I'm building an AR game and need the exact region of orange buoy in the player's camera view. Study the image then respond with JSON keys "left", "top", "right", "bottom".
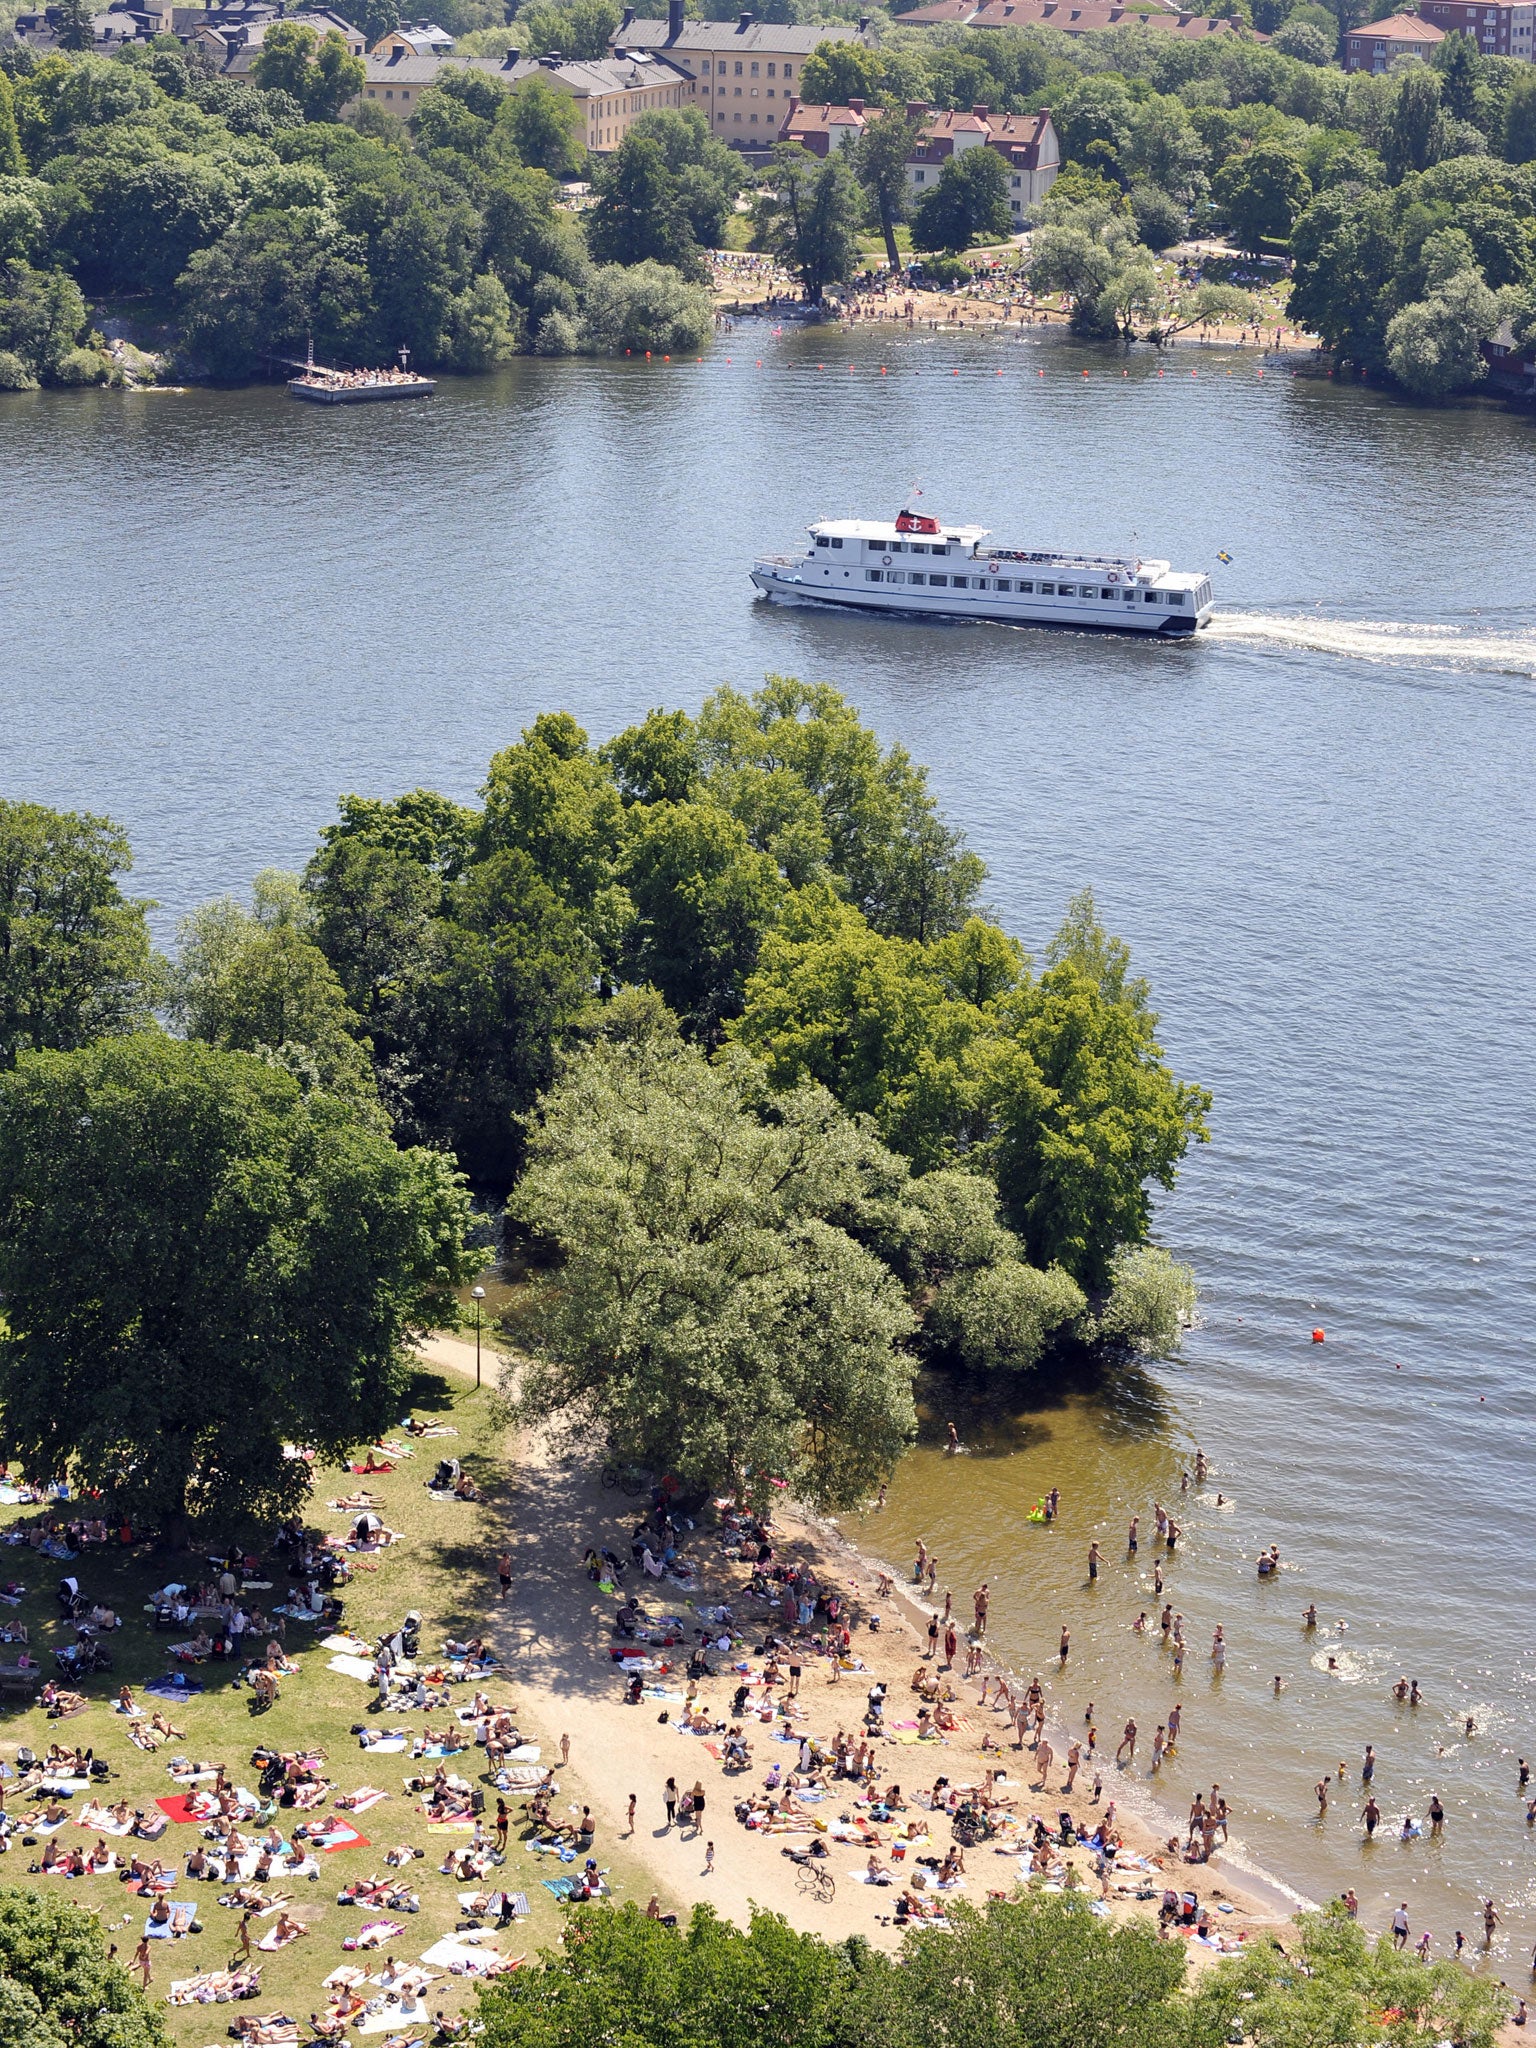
{"left": 1311, "top": 1328, "right": 1325, "bottom": 1343}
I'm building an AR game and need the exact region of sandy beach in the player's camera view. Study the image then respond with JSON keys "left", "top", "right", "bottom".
{"left": 420, "top": 1334, "right": 1298, "bottom": 1959}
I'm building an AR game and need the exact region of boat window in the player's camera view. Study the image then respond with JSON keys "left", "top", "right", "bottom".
{"left": 951, "top": 576, "right": 968, "bottom": 589}
{"left": 1167, "top": 591, "right": 1187, "bottom": 606}
{"left": 1144, "top": 590, "right": 1159, "bottom": 602}
{"left": 908, "top": 573, "right": 925, "bottom": 585}
{"left": 1057, "top": 584, "right": 1075, "bottom": 597}
{"left": 928, "top": 575, "right": 947, "bottom": 587}
{"left": 1123, "top": 590, "right": 1136, "bottom": 601}
{"left": 830, "top": 538, "right": 843, "bottom": 550}
{"left": 1101, "top": 588, "right": 1115, "bottom": 600}
{"left": 815, "top": 537, "right": 829, "bottom": 548}
{"left": 910, "top": 543, "right": 927, "bottom": 554}
{"left": 889, "top": 541, "right": 905, "bottom": 553}
{"left": 1017, "top": 580, "right": 1033, "bottom": 593}
{"left": 1039, "top": 582, "right": 1055, "bottom": 595}
{"left": 887, "top": 571, "right": 904, "bottom": 583}
{"left": 867, "top": 570, "right": 883, "bottom": 582}
{"left": 995, "top": 578, "right": 1011, "bottom": 592}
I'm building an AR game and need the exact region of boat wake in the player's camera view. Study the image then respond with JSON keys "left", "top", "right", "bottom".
{"left": 1208, "top": 611, "right": 1536, "bottom": 678}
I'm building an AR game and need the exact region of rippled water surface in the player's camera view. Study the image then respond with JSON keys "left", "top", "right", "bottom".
{"left": 3, "top": 324, "right": 1534, "bottom": 1959}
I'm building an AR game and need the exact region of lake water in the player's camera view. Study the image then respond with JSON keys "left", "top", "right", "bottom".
{"left": 3, "top": 322, "right": 1534, "bottom": 1964}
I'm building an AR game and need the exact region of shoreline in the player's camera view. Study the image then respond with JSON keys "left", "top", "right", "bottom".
{"left": 809, "top": 1508, "right": 1319, "bottom": 1926}
{"left": 420, "top": 1337, "right": 1299, "bottom": 1958}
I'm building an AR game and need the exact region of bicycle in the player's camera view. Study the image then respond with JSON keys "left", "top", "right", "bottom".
{"left": 600, "top": 1463, "right": 648, "bottom": 1499}
{"left": 795, "top": 1860, "right": 836, "bottom": 1904}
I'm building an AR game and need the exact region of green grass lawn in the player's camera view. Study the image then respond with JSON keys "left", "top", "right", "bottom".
{"left": 0, "top": 1366, "right": 647, "bottom": 2042}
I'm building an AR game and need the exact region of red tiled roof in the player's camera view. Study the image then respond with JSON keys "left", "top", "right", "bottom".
{"left": 1344, "top": 10, "right": 1443, "bottom": 36}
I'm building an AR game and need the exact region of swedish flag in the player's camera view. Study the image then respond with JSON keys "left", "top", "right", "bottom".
{"left": 1217, "top": 550, "right": 1233, "bottom": 564}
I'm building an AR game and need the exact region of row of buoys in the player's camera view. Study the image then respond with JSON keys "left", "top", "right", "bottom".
{"left": 625, "top": 351, "right": 1275, "bottom": 379}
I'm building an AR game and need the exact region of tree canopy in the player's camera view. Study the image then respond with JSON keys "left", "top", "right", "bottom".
{"left": 0, "top": 1886, "right": 170, "bottom": 2048}
{"left": 510, "top": 1006, "right": 917, "bottom": 1509}
{"left": 0, "top": 798, "right": 156, "bottom": 1069}
{"left": 0, "top": 1032, "right": 477, "bottom": 1533}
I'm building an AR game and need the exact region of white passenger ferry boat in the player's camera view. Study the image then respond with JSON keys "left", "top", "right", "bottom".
{"left": 752, "top": 509, "right": 1214, "bottom": 636}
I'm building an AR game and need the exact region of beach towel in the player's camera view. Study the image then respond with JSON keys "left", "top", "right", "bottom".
{"left": 154, "top": 1795, "right": 200, "bottom": 1824}
{"left": 338, "top": 1789, "right": 390, "bottom": 1814}
{"left": 144, "top": 1902, "right": 196, "bottom": 1938}
{"left": 322, "top": 1634, "right": 373, "bottom": 1656}
{"left": 145, "top": 1677, "right": 204, "bottom": 1700}
{"left": 323, "top": 1967, "right": 368, "bottom": 1991}
{"left": 343, "top": 1919, "right": 405, "bottom": 1952}
{"left": 358, "top": 1732, "right": 408, "bottom": 1753}
{"left": 256, "top": 1923, "right": 307, "bottom": 1952}
{"left": 328, "top": 1655, "right": 376, "bottom": 1683}
{"left": 308, "top": 1820, "right": 369, "bottom": 1853}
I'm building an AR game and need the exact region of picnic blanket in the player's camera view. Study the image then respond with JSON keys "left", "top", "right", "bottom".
{"left": 307, "top": 1819, "right": 369, "bottom": 1853}
{"left": 328, "top": 1655, "right": 377, "bottom": 1683}
{"left": 145, "top": 1676, "right": 204, "bottom": 1700}
{"left": 337, "top": 1789, "right": 390, "bottom": 1814}
{"left": 418, "top": 1937, "right": 511, "bottom": 1975}
{"left": 144, "top": 1902, "right": 197, "bottom": 1938}
{"left": 343, "top": 1919, "right": 405, "bottom": 1951}
{"left": 322, "top": 1634, "right": 374, "bottom": 1656}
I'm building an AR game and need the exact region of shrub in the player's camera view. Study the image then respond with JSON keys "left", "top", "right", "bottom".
{"left": 1129, "top": 182, "right": 1185, "bottom": 252}
{"left": 918, "top": 253, "right": 972, "bottom": 289}
{"left": 1095, "top": 1243, "right": 1197, "bottom": 1355}
{"left": 0, "top": 348, "right": 36, "bottom": 389}
{"left": 53, "top": 344, "right": 108, "bottom": 384}
{"left": 577, "top": 259, "right": 712, "bottom": 356}
{"left": 928, "top": 1258, "right": 1086, "bottom": 1373}
{"left": 534, "top": 307, "right": 580, "bottom": 354}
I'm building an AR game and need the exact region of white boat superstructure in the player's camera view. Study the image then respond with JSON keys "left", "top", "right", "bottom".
{"left": 751, "top": 511, "right": 1214, "bottom": 636}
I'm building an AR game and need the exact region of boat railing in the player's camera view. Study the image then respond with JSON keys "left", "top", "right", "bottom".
{"left": 980, "top": 548, "right": 1141, "bottom": 573}
{"left": 757, "top": 553, "right": 802, "bottom": 568}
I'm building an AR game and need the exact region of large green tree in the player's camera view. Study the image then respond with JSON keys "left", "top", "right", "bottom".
{"left": 0, "top": 798, "right": 155, "bottom": 1068}
{"left": 912, "top": 144, "right": 1012, "bottom": 254}
{"left": 1213, "top": 140, "right": 1311, "bottom": 253}
{"left": 0, "top": 1033, "right": 477, "bottom": 1534}
{"left": 695, "top": 677, "right": 986, "bottom": 941}
{"left": 0, "top": 1887, "right": 169, "bottom": 2048}
{"left": 478, "top": 1901, "right": 875, "bottom": 2048}
{"left": 585, "top": 131, "right": 702, "bottom": 278}
{"left": 755, "top": 143, "right": 862, "bottom": 303}
{"left": 511, "top": 1008, "right": 916, "bottom": 1508}
{"left": 169, "top": 869, "right": 375, "bottom": 1100}
{"left": 988, "top": 894, "right": 1211, "bottom": 1291}
{"left": 854, "top": 106, "right": 925, "bottom": 274}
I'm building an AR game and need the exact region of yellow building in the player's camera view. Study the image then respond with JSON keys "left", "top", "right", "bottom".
{"left": 358, "top": 49, "right": 690, "bottom": 148}
{"left": 608, "top": 1, "right": 868, "bottom": 151}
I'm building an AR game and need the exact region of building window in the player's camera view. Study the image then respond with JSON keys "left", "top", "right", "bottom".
{"left": 749, "top": 59, "right": 758, "bottom": 73}
{"left": 734, "top": 59, "right": 742, "bottom": 72}
{"left": 913, "top": 168, "right": 925, "bottom": 183}
{"left": 702, "top": 58, "right": 710, "bottom": 69}
{"left": 783, "top": 62, "right": 792, "bottom": 76}
{"left": 734, "top": 85, "right": 741, "bottom": 95}
{"left": 767, "top": 60, "right": 775, "bottom": 74}
{"left": 750, "top": 111, "right": 757, "bottom": 120}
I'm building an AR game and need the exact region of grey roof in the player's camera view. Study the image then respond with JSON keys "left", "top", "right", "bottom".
{"left": 361, "top": 49, "right": 690, "bottom": 92}
{"left": 611, "top": 17, "right": 861, "bottom": 51}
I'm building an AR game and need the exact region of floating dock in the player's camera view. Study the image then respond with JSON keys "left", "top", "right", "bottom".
{"left": 287, "top": 372, "right": 436, "bottom": 404}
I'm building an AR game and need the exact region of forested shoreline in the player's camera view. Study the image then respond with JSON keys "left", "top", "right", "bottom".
{"left": 4, "top": 0, "right": 1536, "bottom": 398}
{"left": 1, "top": 684, "right": 1208, "bottom": 1511}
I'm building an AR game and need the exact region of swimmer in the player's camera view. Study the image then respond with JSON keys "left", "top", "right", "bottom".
{"left": 1428, "top": 1793, "right": 1444, "bottom": 1832}
{"left": 1302, "top": 1604, "right": 1318, "bottom": 1630}
{"left": 1316, "top": 1777, "right": 1331, "bottom": 1815}
{"left": 1361, "top": 1796, "right": 1380, "bottom": 1837}
{"left": 1465, "top": 1715, "right": 1476, "bottom": 1738}
{"left": 1327, "top": 1656, "right": 1339, "bottom": 1672}
{"left": 946, "top": 1423, "right": 959, "bottom": 1455}
{"left": 1394, "top": 1677, "right": 1409, "bottom": 1702}
{"left": 1133, "top": 1613, "right": 1148, "bottom": 1634}
{"left": 1274, "top": 1675, "right": 1285, "bottom": 1694}
{"left": 1409, "top": 1680, "right": 1421, "bottom": 1705}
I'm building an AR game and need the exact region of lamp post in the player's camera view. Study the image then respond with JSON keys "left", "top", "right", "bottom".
{"left": 471, "top": 1285, "right": 486, "bottom": 1390}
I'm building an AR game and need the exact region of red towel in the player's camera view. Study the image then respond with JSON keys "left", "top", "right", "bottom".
{"left": 155, "top": 1795, "right": 198, "bottom": 1823}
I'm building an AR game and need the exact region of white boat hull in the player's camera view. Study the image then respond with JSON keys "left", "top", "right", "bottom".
{"left": 750, "top": 562, "right": 1206, "bottom": 636}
